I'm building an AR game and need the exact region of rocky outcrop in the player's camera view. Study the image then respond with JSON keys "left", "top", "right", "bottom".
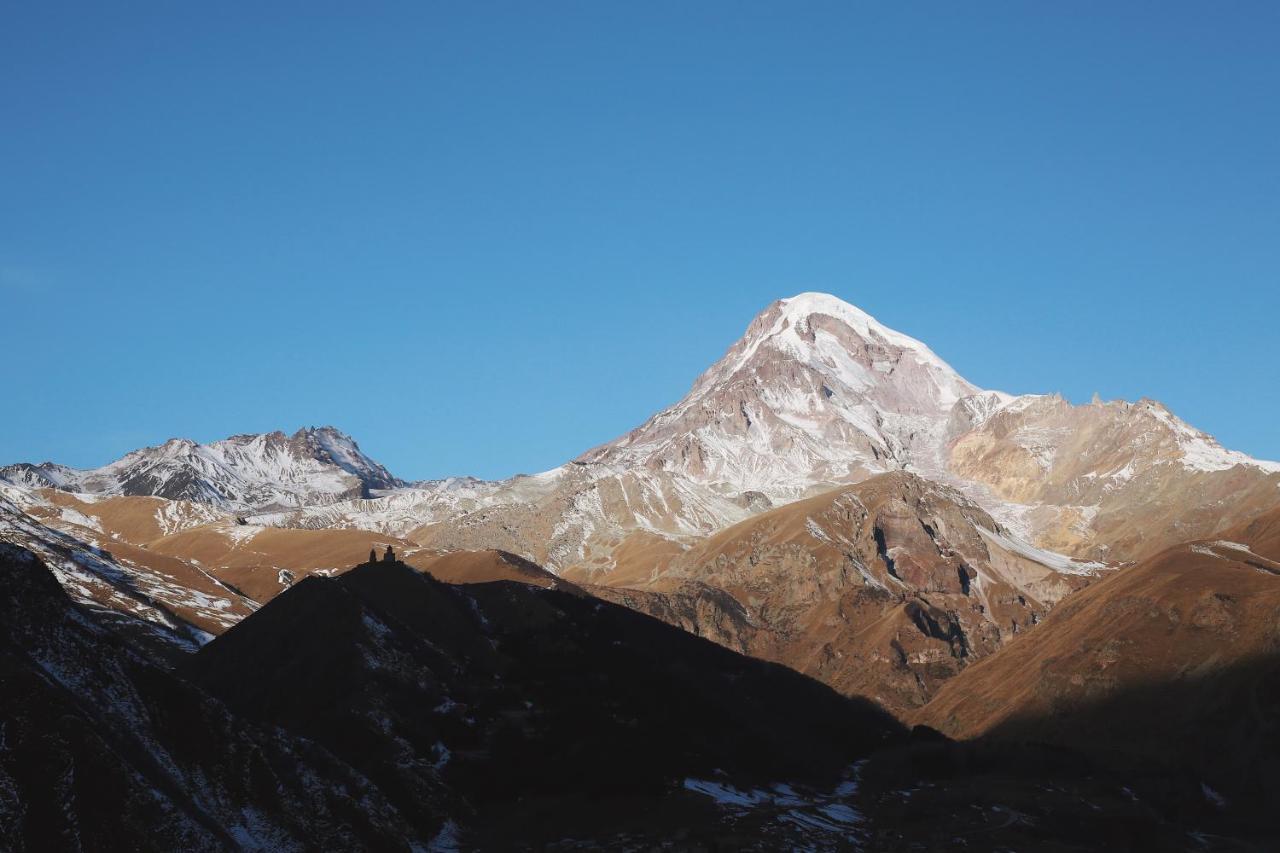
{"left": 947, "top": 394, "right": 1280, "bottom": 560}
{"left": 593, "top": 472, "right": 1098, "bottom": 714}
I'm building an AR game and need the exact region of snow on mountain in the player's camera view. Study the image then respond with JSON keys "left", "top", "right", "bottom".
{"left": 1, "top": 426, "right": 402, "bottom": 512}
{"left": 5, "top": 293, "right": 1277, "bottom": 571}
{"left": 600, "top": 289, "right": 1277, "bottom": 497}
{"left": 1141, "top": 400, "right": 1280, "bottom": 474}
{"left": 0, "top": 461, "right": 80, "bottom": 490}
{"left": 577, "top": 292, "right": 981, "bottom": 499}
{"left": 151, "top": 291, "right": 1278, "bottom": 572}
{"left": 561, "top": 292, "right": 1280, "bottom": 563}
{"left": 0, "top": 492, "right": 254, "bottom": 646}
{"left": 293, "top": 426, "right": 403, "bottom": 489}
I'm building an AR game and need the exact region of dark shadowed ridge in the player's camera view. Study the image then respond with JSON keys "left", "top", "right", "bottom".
{"left": 6, "top": 537, "right": 1280, "bottom": 849}
{"left": 183, "top": 559, "right": 907, "bottom": 846}
{"left": 0, "top": 543, "right": 428, "bottom": 851}
{"left": 854, "top": 652, "right": 1280, "bottom": 851}
{"left": 984, "top": 652, "right": 1280, "bottom": 827}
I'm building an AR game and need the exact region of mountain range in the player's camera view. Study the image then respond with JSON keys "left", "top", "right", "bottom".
{"left": 11, "top": 293, "right": 1274, "bottom": 567}
{"left": 3, "top": 292, "right": 1278, "bottom": 849}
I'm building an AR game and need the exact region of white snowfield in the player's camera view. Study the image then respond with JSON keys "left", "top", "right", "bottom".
{"left": 977, "top": 527, "right": 1105, "bottom": 576}
{"left": 682, "top": 761, "right": 869, "bottom": 845}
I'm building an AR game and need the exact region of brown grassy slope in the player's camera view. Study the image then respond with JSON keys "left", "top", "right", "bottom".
{"left": 559, "top": 529, "right": 689, "bottom": 587}
{"left": 27, "top": 490, "right": 221, "bottom": 544}
{"left": 25, "top": 491, "right": 569, "bottom": 622}
{"left": 7, "top": 494, "right": 254, "bottom": 635}
{"left": 147, "top": 526, "right": 430, "bottom": 602}
{"left": 1228, "top": 506, "right": 1280, "bottom": 559}
{"left": 419, "top": 549, "right": 560, "bottom": 587}
{"left": 913, "top": 506, "right": 1280, "bottom": 743}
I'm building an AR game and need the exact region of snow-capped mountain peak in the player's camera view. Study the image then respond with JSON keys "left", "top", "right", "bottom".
{"left": 0, "top": 426, "right": 401, "bottom": 511}
{"left": 773, "top": 292, "right": 963, "bottom": 381}
{"left": 290, "top": 426, "right": 402, "bottom": 489}
{"left": 580, "top": 292, "right": 981, "bottom": 495}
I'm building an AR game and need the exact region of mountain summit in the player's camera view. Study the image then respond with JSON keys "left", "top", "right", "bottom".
{"left": 580, "top": 292, "right": 980, "bottom": 496}
{"left": 574, "top": 291, "right": 1279, "bottom": 562}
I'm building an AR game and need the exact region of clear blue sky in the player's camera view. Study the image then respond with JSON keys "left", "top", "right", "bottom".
{"left": 3, "top": 2, "right": 1277, "bottom": 480}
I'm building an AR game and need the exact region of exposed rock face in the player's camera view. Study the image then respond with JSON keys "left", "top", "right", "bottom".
{"left": 946, "top": 394, "right": 1280, "bottom": 560}
{"left": 588, "top": 581, "right": 762, "bottom": 655}
{"left": 581, "top": 472, "right": 1098, "bottom": 714}
{"left": 1, "top": 426, "right": 401, "bottom": 512}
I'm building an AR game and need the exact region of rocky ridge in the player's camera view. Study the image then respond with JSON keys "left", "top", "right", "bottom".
{"left": 136, "top": 292, "right": 1279, "bottom": 573}
{"left": 582, "top": 471, "right": 1099, "bottom": 713}
{"left": 1, "top": 426, "right": 400, "bottom": 512}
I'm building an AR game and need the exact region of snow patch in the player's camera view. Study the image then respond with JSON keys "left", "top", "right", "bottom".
{"left": 978, "top": 527, "right": 1104, "bottom": 576}
{"left": 1144, "top": 403, "right": 1280, "bottom": 474}
{"left": 58, "top": 507, "right": 102, "bottom": 532}
{"left": 426, "top": 820, "right": 462, "bottom": 852}
{"left": 682, "top": 778, "right": 769, "bottom": 808}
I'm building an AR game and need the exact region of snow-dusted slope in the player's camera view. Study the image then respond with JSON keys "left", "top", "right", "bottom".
{"left": 946, "top": 394, "right": 1280, "bottom": 559}
{"left": 1, "top": 426, "right": 401, "bottom": 512}
{"left": 578, "top": 292, "right": 980, "bottom": 497}
{"left": 562, "top": 291, "right": 1280, "bottom": 564}
{"left": 0, "top": 491, "right": 254, "bottom": 647}
{"left": 5, "top": 293, "right": 1278, "bottom": 573}
{"left": 136, "top": 291, "right": 1279, "bottom": 572}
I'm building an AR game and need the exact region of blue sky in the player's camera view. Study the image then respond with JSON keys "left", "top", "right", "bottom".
{"left": 3, "top": 2, "right": 1277, "bottom": 480}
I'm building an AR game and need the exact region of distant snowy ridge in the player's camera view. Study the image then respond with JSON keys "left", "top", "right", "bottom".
{"left": 4, "top": 292, "right": 1278, "bottom": 569}
{"left": 1, "top": 426, "right": 402, "bottom": 512}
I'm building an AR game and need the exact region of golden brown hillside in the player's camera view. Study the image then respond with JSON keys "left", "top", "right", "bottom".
{"left": 914, "top": 507, "right": 1280, "bottom": 764}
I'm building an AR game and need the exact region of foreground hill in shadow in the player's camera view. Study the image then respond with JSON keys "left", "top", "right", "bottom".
{"left": 0, "top": 543, "right": 424, "bottom": 850}
{"left": 6, "top": 530, "right": 1278, "bottom": 850}
{"left": 846, "top": 650, "right": 1280, "bottom": 851}
{"left": 0, "top": 540, "right": 910, "bottom": 850}
{"left": 181, "top": 557, "right": 906, "bottom": 847}
{"left": 895, "top": 507, "right": 1280, "bottom": 849}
